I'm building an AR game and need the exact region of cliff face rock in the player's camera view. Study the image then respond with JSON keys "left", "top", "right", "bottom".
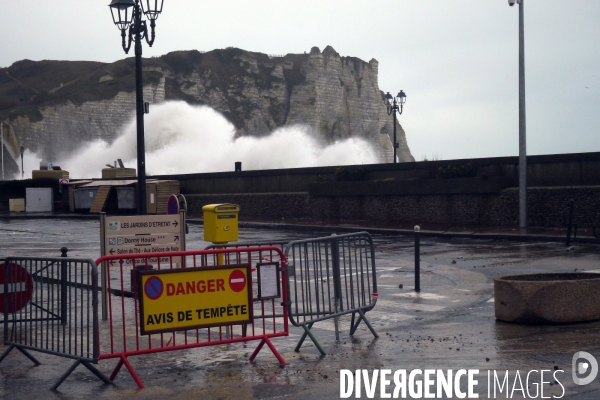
{"left": 7, "top": 78, "right": 165, "bottom": 160}
{"left": 0, "top": 47, "right": 413, "bottom": 164}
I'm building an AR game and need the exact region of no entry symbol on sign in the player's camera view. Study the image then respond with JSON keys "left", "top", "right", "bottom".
{"left": 144, "top": 276, "right": 164, "bottom": 300}
{"left": 0, "top": 262, "right": 33, "bottom": 313}
{"left": 229, "top": 270, "right": 246, "bottom": 292}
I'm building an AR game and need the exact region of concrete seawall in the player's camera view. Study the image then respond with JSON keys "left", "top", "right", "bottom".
{"left": 155, "top": 152, "right": 600, "bottom": 228}
{"left": 184, "top": 186, "right": 600, "bottom": 228}
{"left": 154, "top": 152, "right": 600, "bottom": 195}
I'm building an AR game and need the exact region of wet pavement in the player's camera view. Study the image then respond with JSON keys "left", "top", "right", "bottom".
{"left": 1, "top": 216, "right": 600, "bottom": 399}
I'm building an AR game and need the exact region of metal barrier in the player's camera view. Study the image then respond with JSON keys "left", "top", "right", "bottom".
{"left": 204, "top": 241, "right": 288, "bottom": 266}
{"left": 0, "top": 252, "right": 110, "bottom": 389}
{"left": 95, "top": 246, "right": 289, "bottom": 388}
{"left": 283, "top": 232, "right": 378, "bottom": 355}
{"left": 204, "top": 241, "right": 288, "bottom": 250}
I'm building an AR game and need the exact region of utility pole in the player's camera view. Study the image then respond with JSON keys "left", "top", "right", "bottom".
{"left": 518, "top": 0, "right": 527, "bottom": 229}
{"left": 1, "top": 122, "right": 4, "bottom": 181}
{"left": 509, "top": 0, "right": 527, "bottom": 228}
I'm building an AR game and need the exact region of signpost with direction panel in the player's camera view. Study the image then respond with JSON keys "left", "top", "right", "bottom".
{"left": 100, "top": 212, "right": 187, "bottom": 319}
{"left": 102, "top": 213, "right": 185, "bottom": 264}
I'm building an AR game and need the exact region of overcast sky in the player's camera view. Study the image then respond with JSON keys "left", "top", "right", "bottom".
{"left": 1, "top": 1, "right": 598, "bottom": 161}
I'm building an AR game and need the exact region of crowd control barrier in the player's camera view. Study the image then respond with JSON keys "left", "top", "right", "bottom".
{"left": 283, "top": 232, "right": 379, "bottom": 355}
{"left": 204, "top": 240, "right": 288, "bottom": 251}
{"left": 95, "top": 246, "right": 289, "bottom": 388}
{"left": 0, "top": 253, "right": 110, "bottom": 390}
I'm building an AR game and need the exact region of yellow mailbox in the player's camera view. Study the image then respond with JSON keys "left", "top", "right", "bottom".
{"left": 202, "top": 203, "right": 240, "bottom": 243}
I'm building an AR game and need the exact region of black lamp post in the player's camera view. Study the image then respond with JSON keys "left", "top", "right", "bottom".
{"left": 20, "top": 146, "right": 24, "bottom": 179}
{"left": 108, "top": 0, "right": 164, "bottom": 215}
{"left": 385, "top": 90, "right": 407, "bottom": 163}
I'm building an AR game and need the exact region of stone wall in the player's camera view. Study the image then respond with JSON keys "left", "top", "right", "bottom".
{"left": 184, "top": 186, "right": 600, "bottom": 229}
{"left": 155, "top": 151, "right": 600, "bottom": 228}
{"left": 156, "top": 151, "right": 600, "bottom": 195}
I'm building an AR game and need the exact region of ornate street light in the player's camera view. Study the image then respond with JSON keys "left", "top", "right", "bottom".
{"left": 20, "top": 146, "right": 24, "bottom": 179}
{"left": 385, "top": 90, "right": 407, "bottom": 164}
{"left": 108, "top": 0, "right": 164, "bottom": 215}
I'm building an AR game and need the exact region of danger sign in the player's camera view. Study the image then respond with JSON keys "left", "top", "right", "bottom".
{"left": 0, "top": 262, "right": 33, "bottom": 313}
{"left": 138, "top": 264, "right": 252, "bottom": 335}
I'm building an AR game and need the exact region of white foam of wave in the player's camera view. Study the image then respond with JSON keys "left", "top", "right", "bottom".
{"left": 54, "top": 101, "right": 379, "bottom": 178}
{"left": 10, "top": 149, "right": 42, "bottom": 180}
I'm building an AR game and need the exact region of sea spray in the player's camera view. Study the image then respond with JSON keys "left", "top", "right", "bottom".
{"left": 10, "top": 149, "right": 42, "bottom": 180}
{"left": 45, "top": 101, "right": 379, "bottom": 178}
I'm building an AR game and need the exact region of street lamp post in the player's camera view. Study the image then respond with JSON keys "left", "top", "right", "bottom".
{"left": 108, "top": 0, "right": 164, "bottom": 215}
{"left": 1, "top": 122, "right": 4, "bottom": 181}
{"left": 20, "top": 146, "right": 24, "bottom": 179}
{"left": 509, "top": 0, "right": 527, "bottom": 228}
{"left": 385, "top": 91, "right": 407, "bottom": 163}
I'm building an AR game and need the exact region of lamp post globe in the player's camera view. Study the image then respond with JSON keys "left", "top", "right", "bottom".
{"left": 397, "top": 90, "right": 406, "bottom": 107}
{"left": 109, "top": 0, "right": 135, "bottom": 30}
{"left": 140, "top": 0, "right": 164, "bottom": 20}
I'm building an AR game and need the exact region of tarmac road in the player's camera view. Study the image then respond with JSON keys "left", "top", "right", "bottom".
{"left": 0, "top": 218, "right": 600, "bottom": 399}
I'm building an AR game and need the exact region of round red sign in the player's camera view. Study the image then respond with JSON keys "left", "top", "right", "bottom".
{"left": 167, "top": 194, "right": 179, "bottom": 215}
{"left": 144, "top": 276, "right": 164, "bottom": 300}
{"left": 229, "top": 270, "right": 246, "bottom": 292}
{"left": 0, "top": 262, "right": 33, "bottom": 313}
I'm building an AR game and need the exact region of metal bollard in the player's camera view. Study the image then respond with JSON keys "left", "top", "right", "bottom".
{"left": 331, "top": 238, "right": 342, "bottom": 341}
{"left": 414, "top": 225, "right": 421, "bottom": 292}
{"left": 566, "top": 199, "right": 574, "bottom": 247}
{"left": 60, "top": 247, "right": 68, "bottom": 325}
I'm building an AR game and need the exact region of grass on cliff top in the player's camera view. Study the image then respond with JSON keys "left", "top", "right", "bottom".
{"left": 0, "top": 48, "right": 311, "bottom": 130}
{"left": 0, "top": 58, "right": 163, "bottom": 122}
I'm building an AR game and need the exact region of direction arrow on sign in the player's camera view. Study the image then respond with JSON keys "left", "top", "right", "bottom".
{"left": 107, "top": 233, "right": 181, "bottom": 247}
{"left": 107, "top": 243, "right": 181, "bottom": 256}
{"left": 105, "top": 215, "right": 182, "bottom": 235}
{"left": 121, "top": 256, "right": 180, "bottom": 266}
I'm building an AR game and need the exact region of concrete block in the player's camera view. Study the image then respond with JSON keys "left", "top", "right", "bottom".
{"left": 495, "top": 273, "right": 600, "bottom": 323}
